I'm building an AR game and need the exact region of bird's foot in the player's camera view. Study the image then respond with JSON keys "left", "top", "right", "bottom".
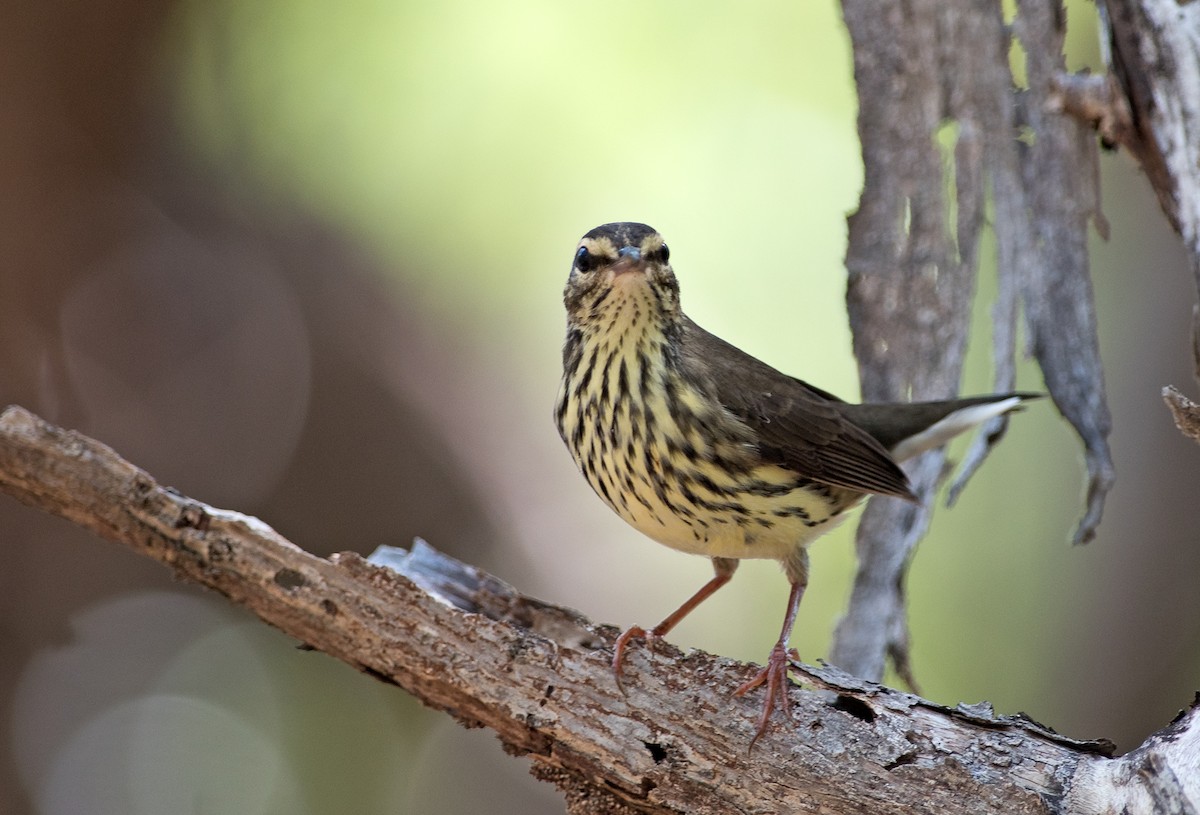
{"left": 734, "top": 645, "right": 800, "bottom": 747}
{"left": 612, "top": 625, "right": 657, "bottom": 693}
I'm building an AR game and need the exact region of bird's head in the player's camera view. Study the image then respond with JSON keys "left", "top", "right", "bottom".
{"left": 563, "top": 222, "right": 682, "bottom": 333}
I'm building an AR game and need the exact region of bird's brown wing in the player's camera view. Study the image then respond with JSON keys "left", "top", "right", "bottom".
{"left": 679, "top": 317, "right": 916, "bottom": 500}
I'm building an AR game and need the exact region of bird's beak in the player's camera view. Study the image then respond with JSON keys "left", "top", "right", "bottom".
{"left": 610, "top": 247, "right": 645, "bottom": 276}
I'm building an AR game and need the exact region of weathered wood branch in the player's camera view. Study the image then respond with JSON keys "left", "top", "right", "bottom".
{"left": 835, "top": 0, "right": 1115, "bottom": 688}
{"left": 1101, "top": 0, "right": 1200, "bottom": 387}
{"left": 1164, "top": 386, "right": 1200, "bottom": 446}
{"left": 1, "top": 403, "right": 1197, "bottom": 814}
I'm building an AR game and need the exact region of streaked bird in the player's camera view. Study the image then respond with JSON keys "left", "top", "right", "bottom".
{"left": 554, "top": 221, "right": 1035, "bottom": 743}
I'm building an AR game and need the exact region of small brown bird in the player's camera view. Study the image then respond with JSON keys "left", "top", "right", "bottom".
{"left": 554, "top": 222, "right": 1034, "bottom": 742}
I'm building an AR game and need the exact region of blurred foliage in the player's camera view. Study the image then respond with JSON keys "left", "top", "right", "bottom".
{"left": 168, "top": 0, "right": 863, "bottom": 372}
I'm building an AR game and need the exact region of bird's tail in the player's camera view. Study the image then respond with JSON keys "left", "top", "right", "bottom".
{"left": 837, "top": 393, "right": 1041, "bottom": 463}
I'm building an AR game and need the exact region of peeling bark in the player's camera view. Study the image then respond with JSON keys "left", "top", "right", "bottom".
{"left": 836, "top": 0, "right": 1116, "bottom": 684}
{"left": 1102, "top": 0, "right": 1200, "bottom": 390}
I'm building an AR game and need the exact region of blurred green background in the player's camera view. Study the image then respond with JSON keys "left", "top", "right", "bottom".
{"left": 3, "top": 1, "right": 1199, "bottom": 813}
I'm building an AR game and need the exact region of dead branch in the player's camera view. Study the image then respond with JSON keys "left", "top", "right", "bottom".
{"left": 1, "top": 404, "right": 1197, "bottom": 814}
{"left": 835, "top": 0, "right": 1115, "bottom": 689}
{"left": 1102, "top": 0, "right": 1200, "bottom": 388}
{"left": 1164, "top": 386, "right": 1200, "bottom": 446}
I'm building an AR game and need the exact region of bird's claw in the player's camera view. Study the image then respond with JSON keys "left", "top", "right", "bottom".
{"left": 734, "top": 645, "right": 800, "bottom": 747}
{"left": 612, "top": 624, "right": 656, "bottom": 693}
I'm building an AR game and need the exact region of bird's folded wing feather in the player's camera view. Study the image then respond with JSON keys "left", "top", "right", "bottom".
{"left": 680, "top": 318, "right": 915, "bottom": 500}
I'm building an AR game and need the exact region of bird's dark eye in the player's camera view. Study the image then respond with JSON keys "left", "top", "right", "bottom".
{"left": 645, "top": 244, "right": 670, "bottom": 264}
{"left": 575, "top": 245, "right": 596, "bottom": 273}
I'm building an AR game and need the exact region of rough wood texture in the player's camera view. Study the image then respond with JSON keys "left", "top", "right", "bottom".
{"left": 834, "top": 0, "right": 1116, "bottom": 685}
{"left": 3, "top": 404, "right": 1200, "bottom": 813}
{"left": 1164, "top": 386, "right": 1200, "bottom": 446}
{"left": 1102, "top": 0, "right": 1200, "bottom": 383}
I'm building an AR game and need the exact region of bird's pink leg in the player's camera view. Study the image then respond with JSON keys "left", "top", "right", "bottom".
{"left": 735, "top": 571, "right": 806, "bottom": 747}
{"left": 613, "top": 557, "right": 737, "bottom": 691}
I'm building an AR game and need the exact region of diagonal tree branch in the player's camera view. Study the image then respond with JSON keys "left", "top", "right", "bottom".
{"left": 2, "top": 403, "right": 1198, "bottom": 814}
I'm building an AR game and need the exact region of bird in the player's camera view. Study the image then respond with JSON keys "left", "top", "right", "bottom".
{"left": 553, "top": 221, "right": 1036, "bottom": 744}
